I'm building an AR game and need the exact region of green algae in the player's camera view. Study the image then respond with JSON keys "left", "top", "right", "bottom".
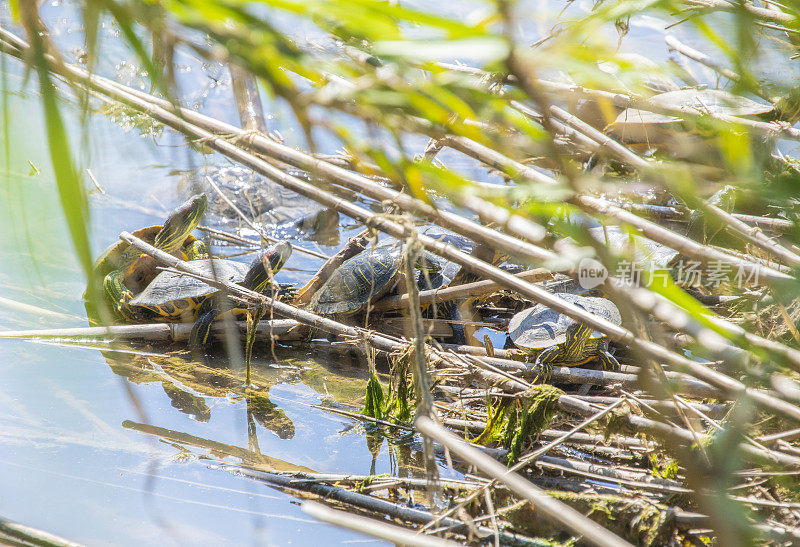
{"left": 473, "top": 384, "right": 563, "bottom": 463}
{"left": 500, "top": 492, "right": 678, "bottom": 546}
{"left": 362, "top": 371, "right": 386, "bottom": 419}
{"left": 360, "top": 349, "right": 414, "bottom": 425}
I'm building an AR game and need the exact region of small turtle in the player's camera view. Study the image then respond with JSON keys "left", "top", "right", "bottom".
{"left": 588, "top": 225, "right": 678, "bottom": 270}
{"left": 415, "top": 226, "right": 474, "bottom": 289}
{"left": 604, "top": 88, "right": 774, "bottom": 164}
{"left": 309, "top": 244, "right": 438, "bottom": 318}
{"left": 508, "top": 293, "right": 622, "bottom": 378}
{"left": 186, "top": 164, "right": 339, "bottom": 238}
{"left": 89, "top": 194, "right": 208, "bottom": 320}
{"left": 130, "top": 241, "right": 292, "bottom": 347}
{"left": 576, "top": 53, "right": 682, "bottom": 130}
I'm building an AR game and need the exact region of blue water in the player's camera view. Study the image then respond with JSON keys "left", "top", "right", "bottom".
{"left": 0, "top": 6, "right": 393, "bottom": 543}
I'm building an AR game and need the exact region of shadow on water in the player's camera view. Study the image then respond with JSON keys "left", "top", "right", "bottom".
{"left": 101, "top": 345, "right": 359, "bottom": 425}
{"left": 96, "top": 341, "right": 426, "bottom": 468}
{"left": 84, "top": 340, "right": 433, "bottom": 498}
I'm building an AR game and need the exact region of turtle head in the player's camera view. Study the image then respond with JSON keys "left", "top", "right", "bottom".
{"left": 416, "top": 252, "right": 442, "bottom": 274}
{"left": 103, "top": 270, "right": 134, "bottom": 320}
{"left": 565, "top": 321, "right": 593, "bottom": 348}
{"left": 264, "top": 241, "right": 293, "bottom": 273}
{"left": 243, "top": 241, "right": 293, "bottom": 293}
{"left": 154, "top": 194, "right": 207, "bottom": 254}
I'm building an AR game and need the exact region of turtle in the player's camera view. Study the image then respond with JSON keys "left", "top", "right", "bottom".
{"left": 575, "top": 53, "right": 682, "bottom": 130}
{"left": 588, "top": 225, "right": 678, "bottom": 270}
{"left": 309, "top": 244, "right": 439, "bottom": 318}
{"left": 129, "top": 241, "right": 293, "bottom": 347}
{"left": 415, "top": 226, "right": 474, "bottom": 290}
{"left": 603, "top": 88, "right": 775, "bottom": 166}
{"left": 90, "top": 194, "right": 209, "bottom": 320}
{"left": 184, "top": 164, "right": 339, "bottom": 240}
{"left": 508, "top": 293, "right": 622, "bottom": 379}
{"left": 416, "top": 226, "right": 482, "bottom": 343}
{"left": 309, "top": 245, "right": 404, "bottom": 318}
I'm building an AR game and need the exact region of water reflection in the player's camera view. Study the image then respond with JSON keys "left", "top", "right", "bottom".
{"left": 99, "top": 343, "right": 431, "bottom": 482}
{"left": 97, "top": 343, "right": 392, "bottom": 443}
{"left": 122, "top": 420, "right": 314, "bottom": 474}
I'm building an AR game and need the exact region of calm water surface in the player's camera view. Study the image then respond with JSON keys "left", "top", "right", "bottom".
{"left": 1, "top": 1, "right": 796, "bottom": 545}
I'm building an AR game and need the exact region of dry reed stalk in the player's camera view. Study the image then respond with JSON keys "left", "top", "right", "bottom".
{"left": 302, "top": 501, "right": 461, "bottom": 547}
{"left": 415, "top": 416, "right": 636, "bottom": 547}
{"left": 0, "top": 320, "right": 301, "bottom": 341}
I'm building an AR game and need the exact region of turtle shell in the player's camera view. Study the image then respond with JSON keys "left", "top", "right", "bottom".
{"left": 190, "top": 164, "right": 339, "bottom": 235}
{"left": 606, "top": 88, "right": 772, "bottom": 146}
{"left": 508, "top": 293, "right": 621, "bottom": 351}
{"left": 416, "top": 226, "right": 474, "bottom": 289}
{"left": 589, "top": 226, "right": 678, "bottom": 268}
{"left": 310, "top": 246, "right": 403, "bottom": 316}
{"left": 588, "top": 226, "right": 678, "bottom": 269}
{"left": 131, "top": 258, "right": 249, "bottom": 309}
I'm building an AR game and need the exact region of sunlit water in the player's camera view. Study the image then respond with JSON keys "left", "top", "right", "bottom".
{"left": 1, "top": 0, "right": 797, "bottom": 545}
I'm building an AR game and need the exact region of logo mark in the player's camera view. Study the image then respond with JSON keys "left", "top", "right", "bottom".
{"left": 578, "top": 258, "right": 608, "bottom": 289}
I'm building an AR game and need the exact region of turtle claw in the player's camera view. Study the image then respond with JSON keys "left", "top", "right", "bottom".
{"left": 532, "top": 346, "right": 560, "bottom": 384}
{"left": 598, "top": 350, "right": 621, "bottom": 373}
{"left": 275, "top": 283, "right": 297, "bottom": 302}
{"left": 534, "top": 362, "right": 554, "bottom": 384}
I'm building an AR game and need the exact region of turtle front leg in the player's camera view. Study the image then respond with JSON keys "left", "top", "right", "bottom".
{"left": 189, "top": 308, "right": 216, "bottom": 348}
{"left": 183, "top": 240, "right": 209, "bottom": 260}
{"left": 533, "top": 346, "right": 561, "bottom": 384}
{"left": 190, "top": 298, "right": 243, "bottom": 348}
{"left": 596, "top": 349, "right": 621, "bottom": 373}
{"left": 103, "top": 270, "right": 135, "bottom": 321}
{"left": 273, "top": 283, "right": 297, "bottom": 303}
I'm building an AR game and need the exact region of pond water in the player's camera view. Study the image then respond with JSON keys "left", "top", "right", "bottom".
{"left": 0, "top": 1, "right": 796, "bottom": 545}
{"left": 0, "top": 95, "right": 394, "bottom": 546}
{"left": 0, "top": 3, "right": 470, "bottom": 544}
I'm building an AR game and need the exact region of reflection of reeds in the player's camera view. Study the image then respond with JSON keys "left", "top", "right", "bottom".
{"left": 6, "top": 0, "right": 800, "bottom": 543}
{"left": 0, "top": 516, "right": 82, "bottom": 547}
{"left": 129, "top": 416, "right": 542, "bottom": 545}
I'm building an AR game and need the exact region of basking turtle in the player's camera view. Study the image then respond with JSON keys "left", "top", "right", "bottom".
{"left": 416, "top": 226, "right": 492, "bottom": 344}
{"left": 263, "top": 205, "right": 340, "bottom": 237}
{"left": 185, "top": 164, "right": 339, "bottom": 240}
{"left": 508, "top": 293, "right": 621, "bottom": 378}
{"left": 415, "top": 226, "right": 474, "bottom": 290}
{"left": 309, "top": 244, "right": 439, "bottom": 318}
{"left": 587, "top": 225, "right": 679, "bottom": 270}
{"left": 575, "top": 53, "right": 682, "bottom": 130}
{"left": 309, "top": 245, "right": 404, "bottom": 318}
{"left": 604, "top": 88, "right": 775, "bottom": 165}
{"left": 90, "top": 194, "right": 208, "bottom": 320}
{"left": 129, "top": 241, "right": 293, "bottom": 347}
